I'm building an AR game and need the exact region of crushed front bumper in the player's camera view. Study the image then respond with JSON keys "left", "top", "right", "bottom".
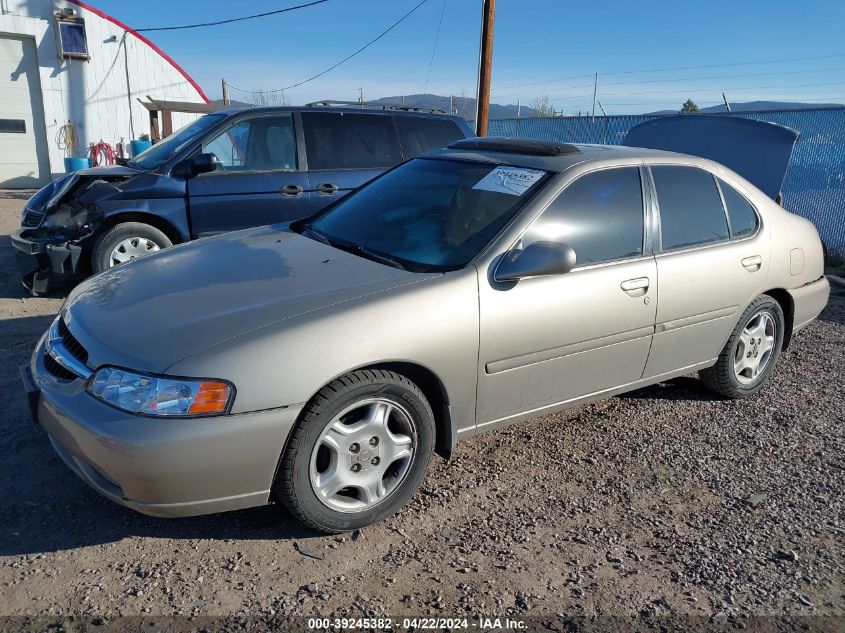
{"left": 11, "top": 227, "right": 87, "bottom": 295}
{"left": 26, "top": 334, "right": 302, "bottom": 517}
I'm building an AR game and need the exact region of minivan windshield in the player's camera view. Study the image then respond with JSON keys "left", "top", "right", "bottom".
{"left": 297, "top": 158, "right": 550, "bottom": 272}
{"left": 131, "top": 114, "right": 225, "bottom": 170}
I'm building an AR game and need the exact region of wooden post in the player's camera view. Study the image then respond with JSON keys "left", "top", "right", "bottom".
{"left": 475, "top": 0, "right": 495, "bottom": 136}
{"left": 222, "top": 79, "right": 229, "bottom": 106}
{"left": 162, "top": 109, "right": 173, "bottom": 137}
{"left": 149, "top": 109, "right": 161, "bottom": 142}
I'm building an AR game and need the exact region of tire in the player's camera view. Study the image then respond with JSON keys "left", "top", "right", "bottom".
{"left": 274, "top": 369, "right": 435, "bottom": 533}
{"left": 699, "top": 294, "right": 785, "bottom": 398}
{"left": 91, "top": 222, "right": 172, "bottom": 273}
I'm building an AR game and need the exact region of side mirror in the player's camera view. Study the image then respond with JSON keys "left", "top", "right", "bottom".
{"left": 191, "top": 152, "right": 221, "bottom": 176}
{"left": 494, "top": 241, "right": 577, "bottom": 282}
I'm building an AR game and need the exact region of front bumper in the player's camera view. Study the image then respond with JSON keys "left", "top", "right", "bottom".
{"left": 27, "top": 335, "right": 302, "bottom": 517}
{"left": 12, "top": 227, "right": 87, "bottom": 294}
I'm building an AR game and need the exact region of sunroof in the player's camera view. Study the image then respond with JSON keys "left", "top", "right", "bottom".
{"left": 448, "top": 137, "right": 580, "bottom": 156}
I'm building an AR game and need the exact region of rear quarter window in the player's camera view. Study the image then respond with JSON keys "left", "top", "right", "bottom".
{"left": 302, "top": 112, "right": 401, "bottom": 170}
{"left": 394, "top": 116, "right": 465, "bottom": 158}
{"left": 718, "top": 178, "right": 759, "bottom": 238}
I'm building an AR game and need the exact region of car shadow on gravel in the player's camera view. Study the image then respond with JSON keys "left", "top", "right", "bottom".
{"left": 619, "top": 375, "right": 721, "bottom": 401}
{"left": 1, "top": 438, "right": 319, "bottom": 556}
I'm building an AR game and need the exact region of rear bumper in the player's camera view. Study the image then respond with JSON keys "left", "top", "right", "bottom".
{"left": 29, "top": 335, "right": 302, "bottom": 517}
{"left": 789, "top": 276, "right": 830, "bottom": 333}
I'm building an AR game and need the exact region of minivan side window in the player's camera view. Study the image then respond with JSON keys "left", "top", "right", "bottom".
{"left": 522, "top": 167, "right": 644, "bottom": 266}
{"left": 395, "top": 116, "right": 464, "bottom": 158}
{"left": 302, "top": 112, "right": 401, "bottom": 170}
{"left": 718, "top": 178, "right": 759, "bottom": 238}
{"left": 202, "top": 114, "right": 296, "bottom": 172}
{"left": 652, "top": 166, "right": 729, "bottom": 251}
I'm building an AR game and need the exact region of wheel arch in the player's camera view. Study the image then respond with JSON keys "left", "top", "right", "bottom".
{"left": 762, "top": 288, "right": 794, "bottom": 349}
{"left": 95, "top": 212, "right": 185, "bottom": 246}
{"left": 303, "top": 361, "right": 456, "bottom": 460}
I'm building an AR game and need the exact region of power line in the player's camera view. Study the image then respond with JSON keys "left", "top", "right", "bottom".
{"left": 495, "top": 66, "right": 845, "bottom": 100}
{"left": 227, "top": 0, "right": 430, "bottom": 94}
{"left": 492, "top": 52, "right": 845, "bottom": 93}
{"left": 134, "top": 0, "right": 329, "bottom": 32}
{"left": 423, "top": 0, "right": 448, "bottom": 94}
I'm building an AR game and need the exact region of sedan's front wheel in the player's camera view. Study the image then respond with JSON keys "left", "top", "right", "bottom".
{"left": 699, "top": 294, "right": 785, "bottom": 398}
{"left": 274, "top": 369, "right": 435, "bottom": 533}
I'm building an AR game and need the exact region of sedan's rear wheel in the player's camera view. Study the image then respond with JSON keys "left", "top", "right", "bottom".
{"left": 699, "top": 295, "right": 785, "bottom": 398}
{"left": 275, "top": 369, "right": 435, "bottom": 533}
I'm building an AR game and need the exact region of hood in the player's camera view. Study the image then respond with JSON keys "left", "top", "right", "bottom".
{"left": 623, "top": 114, "right": 799, "bottom": 199}
{"left": 27, "top": 165, "right": 145, "bottom": 213}
{"left": 63, "top": 227, "right": 432, "bottom": 373}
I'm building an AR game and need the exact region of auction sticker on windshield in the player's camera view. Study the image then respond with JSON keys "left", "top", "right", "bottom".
{"left": 473, "top": 166, "right": 546, "bottom": 196}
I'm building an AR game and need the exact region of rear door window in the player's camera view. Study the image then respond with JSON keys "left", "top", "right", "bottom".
{"left": 394, "top": 116, "right": 465, "bottom": 158}
{"left": 302, "top": 112, "right": 401, "bottom": 170}
{"left": 652, "top": 166, "right": 729, "bottom": 250}
{"left": 522, "top": 167, "right": 644, "bottom": 266}
{"left": 718, "top": 178, "right": 759, "bottom": 238}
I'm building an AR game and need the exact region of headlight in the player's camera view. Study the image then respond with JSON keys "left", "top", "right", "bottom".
{"left": 88, "top": 367, "right": 233, "bottom": 417}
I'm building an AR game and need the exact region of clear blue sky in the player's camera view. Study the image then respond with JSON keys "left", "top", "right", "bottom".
{"left": 94, "top": 0, "right": 845, "bottom": 114}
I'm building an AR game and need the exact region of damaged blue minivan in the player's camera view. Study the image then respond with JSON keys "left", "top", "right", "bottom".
{"left": 12, "top": 104, "right": 471, "bottom": 294}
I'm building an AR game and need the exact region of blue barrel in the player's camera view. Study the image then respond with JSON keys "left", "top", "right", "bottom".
{"left": 130, "top": 139, "right": 152, "bottom": 156}
{"left": 64, "top": 156, "right": 92, "bottom": 172}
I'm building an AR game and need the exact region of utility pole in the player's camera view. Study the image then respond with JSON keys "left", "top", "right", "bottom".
{"left": 474, "top": 0, "right": 495, "bottom": 136}
{"left": 516, "top": 99, "right": 521, "bottom": 118}
{"left": 722, "top": 92, "right": 731, "bottom": 112}
{"left": 358, "top": 87, "right": 364, "bottom": 108}
{"left": 591, "top": 73, "right": 597, "bottom": 121}
{"left": 221, "top": 79, "right": 229, "bottom": 106}
{"left": 597, "top": 100, "right": 608, "bottom": 117}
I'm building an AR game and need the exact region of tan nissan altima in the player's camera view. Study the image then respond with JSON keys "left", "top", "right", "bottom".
{"left": 22, "top": 137, "right": 829, "bottom": 533}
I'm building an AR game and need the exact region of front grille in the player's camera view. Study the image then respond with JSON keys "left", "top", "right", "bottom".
{"left": 57, "top": 317, "right": 89, "bottom": 365}
{"left": 21, "top": 209, "right": 45, "bottom": 228}
{"left": 44, "top": 353, "right": 77, "bottom": 381}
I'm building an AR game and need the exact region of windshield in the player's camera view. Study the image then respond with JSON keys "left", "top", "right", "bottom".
{"left": 132, "top": 114, "right": 226, "bottom": 170}
{"left": 300, "top": 158, "right": 550, "bottom": 272}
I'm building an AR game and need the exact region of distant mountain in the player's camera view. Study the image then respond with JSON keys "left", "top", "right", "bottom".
{"left": 646, "top": 100, "right": 843, "bottom": 115}
{"left": 371, "top": 94, "right": 535, "bottom": 120}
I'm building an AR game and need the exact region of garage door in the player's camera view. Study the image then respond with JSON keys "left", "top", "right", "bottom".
{"left": 0, "top": 34, "right": 50, "bottom": 188}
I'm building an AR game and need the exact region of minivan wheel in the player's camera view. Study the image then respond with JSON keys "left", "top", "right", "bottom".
{"left": 274, "top": 369, "right": 435, "bottom": 533}
{"left": 92, "top": 222, "right": 172, "bottom": 272}
{"left": 699, "top": 295, "right": 785, "bottom": 398}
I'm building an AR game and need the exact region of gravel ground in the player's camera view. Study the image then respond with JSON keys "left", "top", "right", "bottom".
{"left": 1, "top": 191, "right": 843, "bottom": 631}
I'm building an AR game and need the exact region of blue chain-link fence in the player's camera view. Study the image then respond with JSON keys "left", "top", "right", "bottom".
{"left": 489, "top": 108, "right": 845, "bottom": 254}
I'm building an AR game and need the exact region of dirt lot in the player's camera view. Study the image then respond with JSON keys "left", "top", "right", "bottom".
{"left": 1, "top": 190, "right": 843, "bottom": 630}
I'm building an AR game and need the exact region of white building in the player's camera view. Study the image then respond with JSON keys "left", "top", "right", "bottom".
{"left": 0, "top": 0, "right": 208, "bottom": 187}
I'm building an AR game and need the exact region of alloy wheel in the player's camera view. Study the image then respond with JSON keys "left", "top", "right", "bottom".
{"left": 733, "top": 311, "right": 776, "bottom": 384}
{"left": 309, "top": 398, "right": 416, "bottom": 513}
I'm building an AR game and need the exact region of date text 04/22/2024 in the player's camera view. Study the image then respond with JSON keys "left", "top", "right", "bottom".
{"left": 306, "top": 617, "right": 528, "bottom": 630}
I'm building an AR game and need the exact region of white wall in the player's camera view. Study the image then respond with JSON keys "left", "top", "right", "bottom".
{"left": 0, "top": 0, "right": 207, "bottom": 181}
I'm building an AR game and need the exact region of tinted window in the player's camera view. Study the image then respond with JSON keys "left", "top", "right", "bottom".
{"left": 395, "top": 116, "right": 464, "bottom": 158}
{"left": 202, "top": 114, "right": 296, "bottom": 172}
{"left": 652, "top": 166, "right": 729, "bottom": 250}
{"left": 719, "top": 179, "right": 758, "bottom": 237}
{"left": 302, "top": 112, "right": 401, "bottom": 170}
{"left": 522, "top": 168, "right": 643, "bottom": 265}
{"left": 304, "top": 159, "right": 549, "bottom": 271}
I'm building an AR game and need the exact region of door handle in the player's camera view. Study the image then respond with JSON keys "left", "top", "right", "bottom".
{"left": 741, "top": 255, "right": 762, "bottom": 272}
{"left": 316, "top": 183, "right": 339, "bottom": 195}
{"left": 281, "top": 184, "right": 303, "bottom": 197}
{"left": 621, "top": 277, "right": 650, "bottom": 293}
